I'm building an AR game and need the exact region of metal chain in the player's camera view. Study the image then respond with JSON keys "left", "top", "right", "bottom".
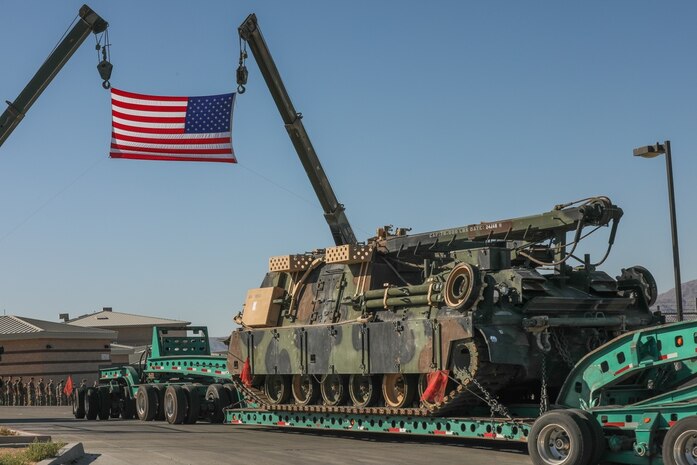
{"left": 454, "top": 366, "right": 511, "bottom": 419}
{"left": 552, "top": 329, "right": 576, "bottom": 368}
{"left": 539, "top": 353, "right": 549, "bottom": 415}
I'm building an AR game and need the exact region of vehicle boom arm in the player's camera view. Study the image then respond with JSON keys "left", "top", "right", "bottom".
{"left": 0, "top": 4, "right": 108, "bottom": 148}
{"left": 238, "top": 14, "right": 357, "bottom": 246}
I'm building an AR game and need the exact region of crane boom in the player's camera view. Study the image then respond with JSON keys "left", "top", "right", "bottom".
{"left": 0, "top": 4, "right": 109, "bottom": 148}
{"left": 238, "top": 14, "right": 357, "bottom": 246}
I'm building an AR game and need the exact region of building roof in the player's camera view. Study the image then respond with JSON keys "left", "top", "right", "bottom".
{"left": 68, "top": 310, "right": 190, "bottom": 328}
{"left": 0, "top": 315, "right": 117, "bottom": 341}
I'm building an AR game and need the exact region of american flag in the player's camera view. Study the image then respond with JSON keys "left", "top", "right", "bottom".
{"left": 110, "top": 88, "right": 237, "bottom": 163}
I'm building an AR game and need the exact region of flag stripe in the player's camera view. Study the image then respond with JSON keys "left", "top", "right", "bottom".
{"left": 113, "top": 132, "right": 231, "bottom": 146}
{"left": 110, "top": 152, "right": 237, "bottom": 163}
{"left": 112, "top": 139, "right": 231, "bottom": 150}
{"left": 112, "top": 117, "right": 185, "bottom": 130}
{"left": 111, "top": 142, "right": 231, "bottom": 155}
{"left": 112, "top": 109, "right": 185, "bottom": 124}
{"left": 111, "top": 88, "right": 189, "bottom": 102}
{"left": 112, "top": 107, "right": 187, "bottom": 118}
{"left": 112, "top": 121, "right": 185, "bottom": 134}
{"left": 112, "top": 100, "right": 188, "bottom": 113}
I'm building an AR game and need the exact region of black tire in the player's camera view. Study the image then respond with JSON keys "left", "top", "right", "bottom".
{"left": 223, "top": 383, "right": 240, "bottom": 407}
{"left": 136, "top": 385, "right": 157, "bottom": 421}
{"left": 121, "top": 394, "right": 136, "bottom": 420}
{"left": 97, "top": 388, "right": 110, "bottom": 420}
{"left": 529, "top": 410, "right": 593, "bottom": 465}
{"left": 568, "top": 409, "right": 605, "bottom": 465}
{"left": 151, "top": 384, "right": 166, "bottom": 421}
{"left": 348, "top": 374, "right": 379, "bottom": 408}
{"left": 73, "top": 388, "right": 85, "bottom": 419}
{"left": 205, "top": 384, "right": 231, "bottom": 423}
{"left": 320, "top": 374, "right": 347, "bottom": 406}
{"left": 85, "top": 388, "right": 99, "bottom": 420}
{"left": 663, "top": 416, "right": 697, "bottom": 465}
{"left": 182, "top": 385, "right": 200, "bottom": 424}
{"left": 164, "top": 385, "right": 187, "bottom": 425}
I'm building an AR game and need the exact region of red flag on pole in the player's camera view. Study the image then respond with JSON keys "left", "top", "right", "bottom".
{"left": 240, "top": 357, "right": 253, "bottom": 387}
{"left": 420, "top": 370, "right": 449, "bottom": 404}
{"left": 63, "top": 376, "right": 74, "bottom": 397}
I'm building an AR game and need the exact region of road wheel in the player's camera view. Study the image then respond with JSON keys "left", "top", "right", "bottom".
{"left": 382, "top": 373, "right": 416, "bottom": 408}
{"left": 291, "top": 375, "right": 318, "bottom": 406}
{"left": 264, "top": 375, "right": 291, "bottom": 405}
{"left": 136, "top": 385, "right": 157, "bottom": 421}
{"left": 206, "top": 384, "right": 231, "bottom": 423}
{"left": 151, "top": 385, "right": 166, "bottom": 421}
{"left": 348, "top": 374, "right": 379, "bottom": 408}
{"left": 182, "top": 385, "right": 200, "bottom": 424}
{"left": 663, "top": 416, "right": 697, "bottom": 465}
{"left": 164, "top": 385, "right": 187, "bottom": 425}
{"left": 97, "top": 388, "right": 110, "bottom": 420}
{"left": 73, "top": 389, "right": 85, "bottom": 419}
{"left": 85, "top": 388, "right": 99, "bottom": 420}
{"left": 320, "top": 374, "right": 347, "bottom": 406}
{"left": 528, "top": 410, "right": 592, "bottom": 465}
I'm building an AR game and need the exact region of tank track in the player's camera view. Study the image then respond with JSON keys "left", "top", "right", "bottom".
{"left": 230, "top": 337, "right": 517, "bottom": 418}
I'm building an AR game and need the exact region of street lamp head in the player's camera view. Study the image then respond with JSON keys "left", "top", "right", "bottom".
{"left": 633, "top": 142, "right": 666, "bottom": 158}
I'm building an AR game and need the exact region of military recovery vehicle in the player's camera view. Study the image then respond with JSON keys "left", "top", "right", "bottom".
{"left": 227, "top": 14, "right": 660, "bottom": 416}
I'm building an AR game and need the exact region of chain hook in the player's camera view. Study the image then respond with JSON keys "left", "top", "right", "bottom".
{"left": 236, "top": 38, "right": 248, "bottom": 95}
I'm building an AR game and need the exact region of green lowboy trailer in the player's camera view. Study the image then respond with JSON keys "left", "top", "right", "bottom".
{"left": 226, "top": 318, "right": 697, "bottom": 465}
{"left": 73, "top": 326, "right": 235, "bottom": 424}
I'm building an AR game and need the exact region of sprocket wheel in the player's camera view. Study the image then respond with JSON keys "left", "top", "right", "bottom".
{"left": 617, "top": 265, "right": 658, "bottom": 307}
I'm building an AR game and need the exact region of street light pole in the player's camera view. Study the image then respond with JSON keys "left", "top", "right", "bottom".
{"left": 633, "top": 140, "right": 684, "bottom": 320}
{"left": 663, "top": 141, "right": 684, "bottom": 321}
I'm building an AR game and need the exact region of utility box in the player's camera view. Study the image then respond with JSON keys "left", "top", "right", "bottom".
{"left": 242, "top": 287, "right": 285, "bottom": 328}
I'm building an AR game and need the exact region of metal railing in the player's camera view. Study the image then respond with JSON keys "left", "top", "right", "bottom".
{"left": 656, "top": 302, "right": 697, "bottom": 323}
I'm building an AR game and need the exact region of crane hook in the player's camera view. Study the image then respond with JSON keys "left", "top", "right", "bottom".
{"left": 236, "top": 39, "right": 248, "bottom": 94}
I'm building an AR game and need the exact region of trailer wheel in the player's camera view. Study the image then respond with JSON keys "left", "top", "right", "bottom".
{"left": 151, "top": 384, "right": 166, "bottom": 421}
{"left": 85, "top": 388, "right": 99, "bottom": 420}
{"left": 164, "top": 385, "right": 187, "bottom": 425}
{"left": 73, "top": 389, "right": 86, "bottom": 419}
{"left": 136, "top": 385, "right": 157, "bottom": 421}
{"left": 568, "top": 409, "right": 605, "bottom": 465}
{"left": 206, "top": 384, "right": 230, "bottom": 423}
{"left": 182, "top": 385, "right": 200, "bottom": 424}
{"left": 663, "top": 416, "right": 697, "bottom": 465}
{"left": 97, "top": 388, "right": 110, "bottom": 420}
{"left": 223, "top": 383, "right": 240, "bottom": 407}
{"left": 121, "top": 394, "right": 136, "bottom": 420}
{"left": 528, "top": 410, "right": 592, "bottom": 465}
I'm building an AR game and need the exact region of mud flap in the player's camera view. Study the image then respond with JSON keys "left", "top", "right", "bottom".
{"left": 477, "top": 325, "right": 529, "bottom": 366}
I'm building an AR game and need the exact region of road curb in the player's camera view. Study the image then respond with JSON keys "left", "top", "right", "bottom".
{"left": 36, "top": 442, "right": 85, "bottom": 465}
{"left": 0, "top": 428, "right": 51, "bottom": 444}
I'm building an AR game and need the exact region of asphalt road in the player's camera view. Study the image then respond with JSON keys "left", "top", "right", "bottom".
{"left": 0, "top": 407, "right": 531, "bottom": 465}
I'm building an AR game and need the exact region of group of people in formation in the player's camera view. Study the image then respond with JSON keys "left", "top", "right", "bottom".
{"left": 0, "top": 376, "right": 76, "bottom": 406}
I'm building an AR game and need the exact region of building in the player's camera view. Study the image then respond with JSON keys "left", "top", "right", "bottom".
{"left": 0, "top": 315, "right": 116, "bottom": 384}
{"left": 66, "top": 307, "right": 190, "bottom": 347}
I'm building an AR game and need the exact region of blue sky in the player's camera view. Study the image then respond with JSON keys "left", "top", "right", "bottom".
{"left": 0, "top": 1, "right": 695, "bottom": 333}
